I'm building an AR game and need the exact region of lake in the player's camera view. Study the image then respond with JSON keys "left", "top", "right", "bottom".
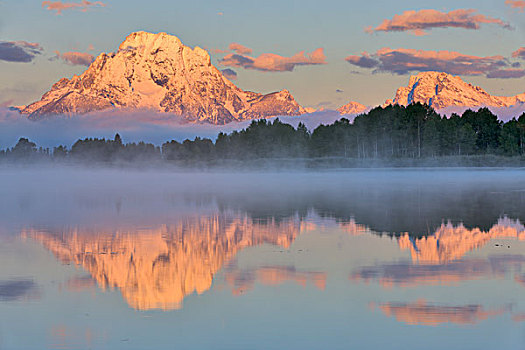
{"left": 1, "top": 167, "right": 524, "bottom": 349}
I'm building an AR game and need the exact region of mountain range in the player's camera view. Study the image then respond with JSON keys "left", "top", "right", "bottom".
{"left": 17, "top": 31, "right": 525, "bottom": 124}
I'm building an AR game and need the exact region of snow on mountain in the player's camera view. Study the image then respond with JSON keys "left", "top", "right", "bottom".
{"left": 337, "top": 101, "right": 368, "bottom": 115}
{"left": 21, "top": 32, "right": 306, "bottom": 124}
{"left": 388, "top": 71, "right": 525, "bottom": 110}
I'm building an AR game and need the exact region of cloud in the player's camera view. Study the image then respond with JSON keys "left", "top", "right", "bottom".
{"left": 345, "top": 47, "right": 512, "bottom": 77}
{"left": 228, "top": 43, "right": 252, "bottom": 55}
{"left": 210, "top": 44, "right": 252, "bottom": 55}
{"left": 345, "top": 52, "right": 380, "bottom": 68}
{"left": 0, "top": 41, "right": 43, "bottom": 63}
{"left": 53, "top": 51, "right": 94, "bottom": 66}
{"left": 221, "top": 68, "right": 237, "bottom": 80}
{"left": 220, "top": 48, "right": 326, "bottom": 72}
{"left": 367, "top": 9, "right": 512, "bottom": 36}
{"left": 513, "top": 47, "right": 525, "bottom": 60}
{"left": 506, "top": 0, "right": 525, "bottom": 11}
{"left": 210, "top": 48, "right": 229, "bottom": 54}
{"left": 487, "top": 68, "right": 525, "bottom": 79}
{"left": 42, "top": 0, "right": 106, "bottom": 15}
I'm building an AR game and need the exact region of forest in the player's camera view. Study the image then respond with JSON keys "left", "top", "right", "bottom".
{"left": 1, "top": 104, "right": 525, "bottom": 165}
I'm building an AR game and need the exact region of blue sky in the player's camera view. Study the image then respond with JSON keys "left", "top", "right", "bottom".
{"left": 0, "top": 0, "right": 524, "bottom": 108}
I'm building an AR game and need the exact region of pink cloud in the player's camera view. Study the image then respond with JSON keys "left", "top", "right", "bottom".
{"left": 513, "top": 47, "right": 525, "bottom": 59}
{"left": 345, "top": 47, "right": 515, "bottom": 77}
{"left": 345, "top": 52, "right": 379, "bottom": 68}
{"left": 42, "top": 0, "right": 105, "bottom": 15}
{"left": 228, "top": 43, "right": 252, "bottom": 55}
{"left": 210, "top": 48, "right": 229, "bottom": 54}
{"left": 367, "top": 9, "right": 511, "bottom": 35}
{"left": 220, "top": 48, "right": 326, "bottom": 72}
{"left": 210, "top": 43, "right": 252, "bottom": 55}
{"left": 54, "top": 51, "right": 94, "bottom": 66}
{"left": 506, "top": 0, "right": 525, "bottom": 11}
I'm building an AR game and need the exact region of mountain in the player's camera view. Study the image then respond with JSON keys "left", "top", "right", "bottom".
{"left": 21, "top": 32, "right": 306, "bottom": 124}
{"left": 388, "top": 72, "right": 525, "bottom": 110}
{"left": 337, "top": 101, "right": 367, "bottom": 115}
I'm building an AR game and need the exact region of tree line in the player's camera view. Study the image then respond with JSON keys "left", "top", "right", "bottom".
{"left": 1, "top": 104, "right": 525, "bottom": 164}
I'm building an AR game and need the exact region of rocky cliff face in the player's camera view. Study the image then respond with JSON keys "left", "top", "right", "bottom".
{"left": 389, "top": 71, "right": 525, "bottom": 110}
{"left": 22, "top": 32, "right": 305, "bottom": 124}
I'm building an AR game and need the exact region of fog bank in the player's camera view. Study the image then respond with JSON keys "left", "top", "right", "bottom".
{"left": 0, "top": 166, "right": 523, "bottom": 235}
{"left": 0, "top": 109, "right": 344, "bottom": 149}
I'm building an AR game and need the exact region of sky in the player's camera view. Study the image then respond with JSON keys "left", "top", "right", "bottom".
{"left": 0, "top": 0, "right": 524, "bottom": 110}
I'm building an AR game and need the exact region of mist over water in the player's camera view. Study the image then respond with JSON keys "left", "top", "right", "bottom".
{"left": 1, "top": 166, "right": 523, "bottom": 232}
{"left": 1, "top": 166, "right": 525, "bottom": 349}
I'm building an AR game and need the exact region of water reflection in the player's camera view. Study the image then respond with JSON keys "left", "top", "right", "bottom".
{"left": 224, "top": 264, "right": 326, "bottom": 295}
{"left": 512, "top": 313, "right": 525, "bottom": 322}
{"left": 351, "top": 219, "right": 525, "bottom": 287}
{"left": 351, "top": 254, "right": 525, "bottom": 287}
{"left": 3, "top": 169, "right": 525, "bottom": 349}
{"left": 398, "top": 218, "right": 525, "bottom": 264}
{"left": 371, "top": 300, "right": 510, "bottom": 325}
{"left": 62, "top": 275, "right": 97, "bottom": 293}
{"left": 23, "top": 214, "right": 305, "bottom": 310}
{"left": 23, "top": 214, "right": 525, "bottom": 314}
{"left": 50, "top": 326, "right": 106, "bottom": 350}
{"left": 0, "top": 279, "right": 39, "bottom": 301}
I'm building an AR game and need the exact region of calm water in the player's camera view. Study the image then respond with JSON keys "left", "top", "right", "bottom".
{"left": 1, "top": 167, "right": 525, "bottom": 350}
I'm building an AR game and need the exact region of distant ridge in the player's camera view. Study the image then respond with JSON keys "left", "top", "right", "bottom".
{"left": 337, "top": 101, "right": 367, "bottom": 115}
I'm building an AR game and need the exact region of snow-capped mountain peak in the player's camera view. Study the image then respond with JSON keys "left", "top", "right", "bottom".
{"left": 389, "top": 71, "right": 525, "bottom": 110}
{"left": 22, "top": 31, "right": 305, "bottom": 124}
{"left": 337, "top": 101, "right": 367, "bottom": 115}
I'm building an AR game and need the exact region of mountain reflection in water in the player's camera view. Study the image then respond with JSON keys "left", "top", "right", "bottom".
{"left": 4, "top": 170, "right": 525, "bottom": 349}
{"left": 371, "top": 300, "right": 510, "bottom": 325}
{"left": 24, "top": 214, "right": 305, "bottom": 310}
{"left": 397, "top": 218, "right": 525, "bottom": 264}
{"left": 23, "top": 213, "right": 525, "bottom": 311}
